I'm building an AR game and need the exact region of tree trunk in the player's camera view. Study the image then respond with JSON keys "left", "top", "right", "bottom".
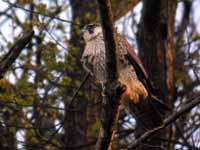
{"left": 136, "top": 0, "right": 177, "bottom": 149}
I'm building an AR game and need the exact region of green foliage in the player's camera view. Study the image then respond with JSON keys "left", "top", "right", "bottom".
{"left": 89, "top": 120, "right": 101, "bottom": 138}
{"left": 61, "top": 75, "right": 72, "bottom": 86}
{"left": 0, "top": 1, "right": 78, "bottom": 148}
{"left": 193, "top": 32, "right": 200, "bottom": 41}
{"left": 175, "top": 71, "right": 188, "bottom": 85}
{"left": 36, "top": 3, "right": 47, "bottom": 14}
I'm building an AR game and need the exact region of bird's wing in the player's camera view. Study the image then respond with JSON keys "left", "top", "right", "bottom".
{"left": 118, "top": 35, "right": 171, "bottom": 111}
{"left": 118, "top": 35, "right": 155, "bottom": 95}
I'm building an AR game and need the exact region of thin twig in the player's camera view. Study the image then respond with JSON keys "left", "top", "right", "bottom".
{"left": 67, "top": 72, "right": 90, "bottom": 108}
{"left": 2, "top": 0, "right": 81, "bottom": 26}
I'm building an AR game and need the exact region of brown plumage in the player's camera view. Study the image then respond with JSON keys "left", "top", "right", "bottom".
{"left": 81, "top": 24, "right": 168, "bottom": 129}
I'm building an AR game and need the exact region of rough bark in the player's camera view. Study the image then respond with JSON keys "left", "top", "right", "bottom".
{"left": 95, "top": 0, "right": 125, "bottom": 150}
{"left": 0, "top": 125, "right": 16, "bottom": 150}
{"left": 136, "top": 0, "right": 177, "bottom": 149}
{"left": 63, "top": 0, "right": 98, "bottom": 148}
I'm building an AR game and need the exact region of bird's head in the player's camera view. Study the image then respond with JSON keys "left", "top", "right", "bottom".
{"left": 82, "top": 23, "right": 103, "bottom": 42}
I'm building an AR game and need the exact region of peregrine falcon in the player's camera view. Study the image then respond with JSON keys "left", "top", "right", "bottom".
{"left": 81, "top": 24, "right": 168, "bottom": 128}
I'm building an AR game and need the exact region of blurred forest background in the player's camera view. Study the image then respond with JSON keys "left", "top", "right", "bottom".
{"left": 0, "top": 0, "right": 199, "bottom": 150}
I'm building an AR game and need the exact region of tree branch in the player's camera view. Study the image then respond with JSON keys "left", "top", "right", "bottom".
{"left": 127, "top": 96, "right": 200, "bottom": 149}
{"left": 95, "top": 0, "right": 125, "bottom": 150}
{"left": 0, "top": 30, "right": 34, "bottom": 78}
{"left": 112, "top": 0, "right": 139, "bottom": 20}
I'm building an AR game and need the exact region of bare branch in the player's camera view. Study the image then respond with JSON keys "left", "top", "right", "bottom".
{"left": 127, "top": 96, "right": 200, "bottom": 149}
{"left": 2, "top": 0, "right": 79, "bottom": 26}
{"left": 0, "top": 30, "right": 34, "bottom": 78}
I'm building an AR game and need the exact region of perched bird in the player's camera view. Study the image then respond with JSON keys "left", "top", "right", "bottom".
{"left": 81, "top": 24, "right": 169, "bottom": 129}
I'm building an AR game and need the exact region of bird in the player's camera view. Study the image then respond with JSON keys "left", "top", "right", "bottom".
{"left": 81, "top": 23, "right": 169, "bottom": 130}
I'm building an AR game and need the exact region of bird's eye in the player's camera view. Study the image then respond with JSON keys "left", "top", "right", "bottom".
{"left": 87, "top": 25, "right": 95, "bottom": 34}
{"left": 88, "top": 28, "right": 94, "bottom": 34}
